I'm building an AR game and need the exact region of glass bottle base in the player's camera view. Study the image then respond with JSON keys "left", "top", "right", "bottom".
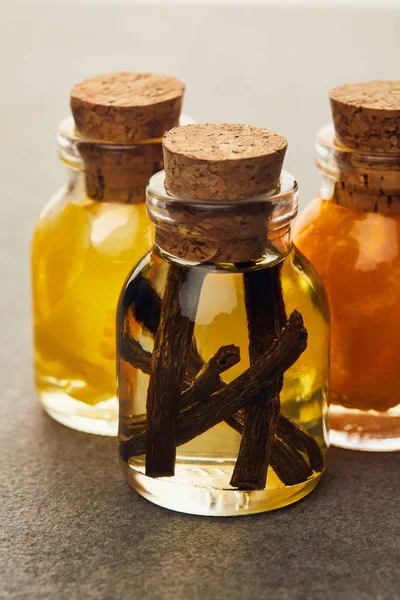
{"left": 330, "top": 404, "right": 400, "bottom": 451}
{"left": 121, "top": 458, "right": 323, "bottom": 517}
{"left": 39, "top": 390, "right": 118, "bottom": 436}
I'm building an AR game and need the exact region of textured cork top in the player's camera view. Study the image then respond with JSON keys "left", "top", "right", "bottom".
{"left": 71, "top": 72, "right": 185, "bottom": 143}
{"left": 163, "top": 123, "right": 287, "bottom": 200}
{"left": 330, "top": 81, "right": 400, "bottom": 153}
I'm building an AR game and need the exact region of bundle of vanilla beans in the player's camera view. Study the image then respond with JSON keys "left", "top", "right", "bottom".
{"left": 119, "top": 263, "right": 323, "bottom": 490}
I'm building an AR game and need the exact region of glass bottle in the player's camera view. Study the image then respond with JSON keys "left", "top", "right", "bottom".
{"left": 294, "top": 81, "right": 400, "bottom": 451}
{"left": 117, "top": 123, "right": 329, "bottom": 516}
{"left": 32, "top": 72, "right": 186, "bottom": 435}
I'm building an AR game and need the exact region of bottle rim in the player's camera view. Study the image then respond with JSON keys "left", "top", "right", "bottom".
{"left": 316, "top": 123, "right": 400, "bottom": 179}
{"left": 57, "top": 114, "right": 196, "bottom": 168}
{"left": 147, "top": 169, "right": 299, "bottom": 231}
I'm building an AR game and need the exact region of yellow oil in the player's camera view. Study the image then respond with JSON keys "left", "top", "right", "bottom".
{"left": 32, "top": 179, "right": 152, "bottom": 435}
{"left": 118, "top": 246, "right": 329, "bottom": 515}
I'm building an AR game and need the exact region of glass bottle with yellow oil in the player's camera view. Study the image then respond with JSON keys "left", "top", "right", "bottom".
{"left": 32, "top": 72, "right": 186, "bottom": 435}
{"left": 117, "top": 123, "right": 330, "bottom": 516}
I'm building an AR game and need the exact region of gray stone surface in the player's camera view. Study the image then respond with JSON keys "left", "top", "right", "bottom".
{"left": 1, "top": 2, "right": 400, "bottom": 598}
{"left": 2, "top": 389, "right": 399, "bottom": 599}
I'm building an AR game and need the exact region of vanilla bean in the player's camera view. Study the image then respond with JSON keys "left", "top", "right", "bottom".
{"left": 145, "top": 265, "right": 205, "bottom": 477}
{"left": 120, "top": 332, "right": 152, "bottom": 373}
{"left": 124, "top": 273, "right": 203, "bottom": 377}
{"left": 230, "top": 409, "right": 323, "bottom": 473}
{"left": 119, "top": 344, "right": 239, "bottom": 441}
{"left": 185, "top": 339, "right": 205, "bottom": 379}
{"left": 120, "top": 310, "right": 307, "bottom": 460}
{"left": 122, "top": 409, "right": 315, "bottom": 485}
{"left": 231, "top": 265, "right": 287, "bottom": 490}
{"left": 119, "top": 327, "right": 322, "bottom": 480}
{"left": 230, "top": 392, "right": 282, "bottom": 490}
{"left": 120, "top": 281, "right": 322, "bottom": 478}
{"left": 277, "top": 414, "right": 324, "bottom": 473}
{"left": 225, "top": 416, "right": 311, "bottom": 485}
{"left": 119, "top": 332, "right": 193, "bottom": 390}
{"left": 124, "top": 274, "right": 161, "bottom": 337}
{"left": 181, "top": 344, "right": 240, "bottom": 404}
{"left": 271, "top": 436, "right": 313, "bottom": 485}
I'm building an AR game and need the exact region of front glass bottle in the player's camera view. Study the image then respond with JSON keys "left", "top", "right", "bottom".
{"left": 117, "top": 171, "right": 329, "bottom": 516}
{"left": 295, "top": 125, "right": 400, "bottom": 451}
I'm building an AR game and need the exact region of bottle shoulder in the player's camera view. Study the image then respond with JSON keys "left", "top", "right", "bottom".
{"left": 287, "top": 245, "right": 330, "bottom": 323}
{"left": 33, "top": 185, "right": 152, "bottom": 247}
{"left": 34, "top": 184, "right": 69, "bottom": 225}
{"left": 292, "top": 197, "right": 324, "bottom": 240}
{"left": 121, "top": 245, "right": 330, "bottom": 323}
{"left": 294, "top": 197, "right": 400, "bottom": 278}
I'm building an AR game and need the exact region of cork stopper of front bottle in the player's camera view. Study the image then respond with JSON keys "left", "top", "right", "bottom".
{"left": 330, "top": 81, "right": 400, "bottom": 153}
{"left": 163, "top": 123, "right": 287, "bottom": 200}
{"left": 71, "top": 72, "right": 185, "bottom": 143}
{"left": 154, "top": 123, "right": 288, "bottom": 263}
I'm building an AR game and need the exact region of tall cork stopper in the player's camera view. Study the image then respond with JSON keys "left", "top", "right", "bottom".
{"left": 152, "top": 124, "right": 288, "bottom": 262}
{"left": 330, "top": 81, "right": 400, "bottom": 153}
{"left": 328, "top": 81, "right": 400, "bottom": 213}
{"left": 71, "top": 72, "right": 185, "bottom": 143}
{"left": 69, "top": 72, "right": 185, "bottom": 202}
{"left": 163, "top": 123, "right": 287, "bottom": 200}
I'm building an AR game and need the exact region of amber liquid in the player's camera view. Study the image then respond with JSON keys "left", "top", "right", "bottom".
{"left": 295, "top": 197, "right": 400, "bottom": 450}
{"left": 118, "top": 246, "right": 329, "bottom": 515}
{"left": 32, "top": 186, "right": 152, "bottom": 435}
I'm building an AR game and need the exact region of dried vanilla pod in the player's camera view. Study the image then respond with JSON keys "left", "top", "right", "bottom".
{"left": 119, "top": 303, "right": 321, "bottom": 484}
{"left": 230, "top": 265, "right": 287, "bottom": 490}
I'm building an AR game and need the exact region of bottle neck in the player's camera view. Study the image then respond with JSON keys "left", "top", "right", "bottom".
{"left": 147, "top": 171, "right": 297, "bottom": 267}
{"left": 154, "top": 223, "right": 293, "bottom": 268}
{"left": 58, "top": 116, "right": 163, "bottom": 204}
{"left": 317, "top": 124, "right": 400, "bottom": 214}
{"left": 77, "top": 142, "right": 163, "bottom": 204}
{"left": 58, "top": 114, "right": 195, "bottom": 205}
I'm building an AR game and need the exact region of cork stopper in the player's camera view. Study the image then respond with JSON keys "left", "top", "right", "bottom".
{"left": 71, "top": 72, "right": 185, "bottom": 143}
{"left": 163, "top": 123, "right": 287, "bottom": 200}
{"left": 330, "top": 81, "right": 400, "bottom": 153}
{"left": 78, "top": 142, "right": 163, "bottom": 203}
{"left": 332, "top": 183, "right": 400, "bottom": 213}
{"left": 150, "top": 124, "right": 290, "bottom": 263}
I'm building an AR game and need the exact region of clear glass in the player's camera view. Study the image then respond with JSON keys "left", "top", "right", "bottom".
{"left": 117, "top": 172, "right": 330, "bottom": 516}
{"left": 32, "top": 116, "right": 192, "bottom": 435}
{"left": 295, "top": 124, "right": 400, "bottom": 451}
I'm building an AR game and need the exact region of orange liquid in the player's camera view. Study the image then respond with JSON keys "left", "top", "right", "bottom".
{"left": 295, "top": 197, "right": 400, "bottom": 414}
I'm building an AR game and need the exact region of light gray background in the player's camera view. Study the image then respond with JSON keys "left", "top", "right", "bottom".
{"left": 3, "top": 0, "right": 400, "bottom": 341}
{"left": 4, "top": 1, "right": 400, "bottom": 215}
{"left": 1, "top": 3, "right": 400, "bottom": 599}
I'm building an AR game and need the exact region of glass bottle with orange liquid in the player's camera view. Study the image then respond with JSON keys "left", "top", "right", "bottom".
{"left": 295, "top": 81, "right": 400, "bottom": 451}
{"left": 32, "top": 72, "right": 186, "bottom": 435}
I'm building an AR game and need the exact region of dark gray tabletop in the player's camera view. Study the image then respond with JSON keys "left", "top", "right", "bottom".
{"left": 2, "top": 376, "right": 399, "bottom": 599}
